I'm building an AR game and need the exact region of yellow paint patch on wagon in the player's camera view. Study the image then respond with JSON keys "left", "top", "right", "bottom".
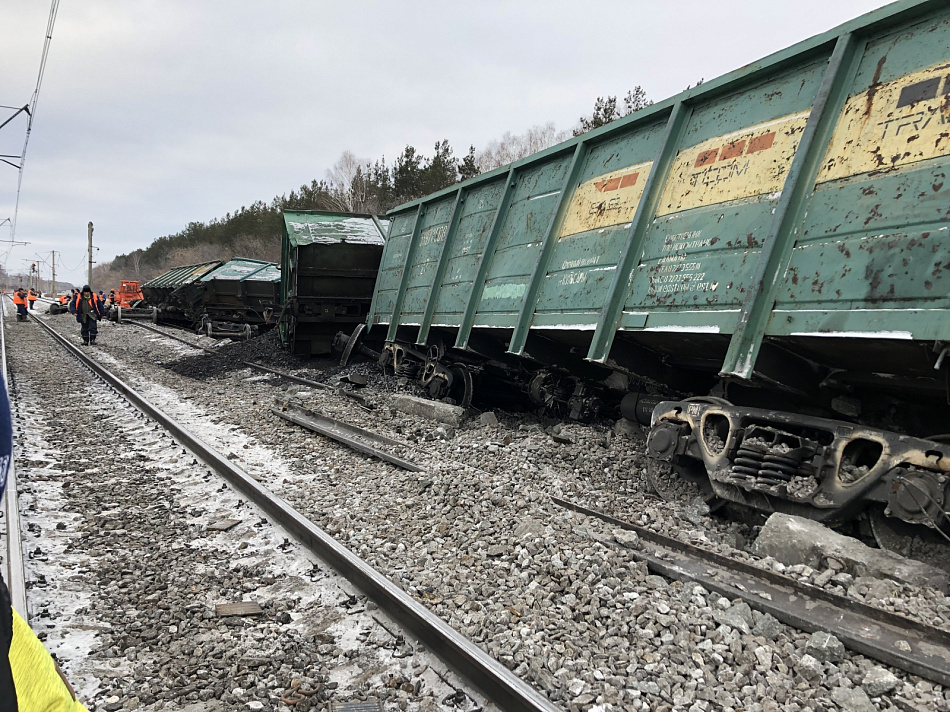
{"left": 559, "top": 162, "right": 652, "bottom": 239}
{"left": 817, "top": 63, "right": 950, "bottom": 183}
{"left": 655, "top": 111, "right": 811, "bottom": 216}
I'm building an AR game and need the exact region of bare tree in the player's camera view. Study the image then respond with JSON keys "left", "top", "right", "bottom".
{"left": 325, "top": 150, "right": 370, "bottom": 213}
{"left": 476, "top": 122, "right": 571, "bottom": 173}
{"left": 129, "top": 250, "right": 144, "bottom": 278}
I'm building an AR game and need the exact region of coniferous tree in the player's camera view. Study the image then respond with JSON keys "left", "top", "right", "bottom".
{"left": 392, "top": 145, "right": 424, "bottom": 204}
{"left": 574, "top": 87, "right": 652, "bottom": 136}
{"left": 459, "top": 145, "right": 479, "bottom": 181}
{"left": 421, "top": 140, "right": 458, "bottom": 195}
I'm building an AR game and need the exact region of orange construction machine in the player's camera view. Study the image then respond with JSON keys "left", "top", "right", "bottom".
{"left": 116, "top": 281, "right": 144, "bottom": 308}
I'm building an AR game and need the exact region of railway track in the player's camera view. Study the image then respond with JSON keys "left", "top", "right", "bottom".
{"left": 550, "top": 498, "right": 950, "bottom": 689}
{"left": 280, "top": 401, "right": 950, "bottom": 687}
{"left": 99, "top": 307, "right": 950, "bottom": 687}
{"left": 25, "top": 299, "right": 950, "bottom": 709}
{"left": 3, "top": 298, "right": 557, "bottom": 712}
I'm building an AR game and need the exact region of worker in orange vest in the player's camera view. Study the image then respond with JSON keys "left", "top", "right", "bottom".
{"left": 28, "top": 288, "right": 37, "bottom": 310}
{"left": 74, "top": 285, "right": 103, "bottom": 345}
{"left": 12, "top": 288, "right": 28, "bottom": 322}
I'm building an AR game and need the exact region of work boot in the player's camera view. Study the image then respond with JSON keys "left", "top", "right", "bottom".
{"left": 89, "top": 338, "right": 96, "bottom": 345}
{"left": 82, "top": 339, "right": 89, "bottom": 346}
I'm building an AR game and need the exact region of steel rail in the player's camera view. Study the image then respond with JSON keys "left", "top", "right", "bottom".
{"left": 553, "top": 496, "right": 950, "bottom": 688}
{"left": 0, "top": 296, "right": 29, "bottom": 620}
{"left": 28, "top": 311, "right": 558, "bottom": 712}
{"left": 126, "top": 320, "right": 331, "bottom": 391}
{"left": 272, "top": 405, "right": 423, "bottom": 471}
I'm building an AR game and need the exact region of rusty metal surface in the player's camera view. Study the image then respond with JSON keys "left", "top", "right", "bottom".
{"left": 648, "top": 400, "right": 950, "bottom": 528}
{"left": 271, "top": 405, "right": 423, "bottom": 472}
{"left": 553, "top": 497, "right": 950, "bottom": 688}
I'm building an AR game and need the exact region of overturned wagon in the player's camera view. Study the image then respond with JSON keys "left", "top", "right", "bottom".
{"left": 195, "top": 258, "right": 281, "bottom": 338}
{"left": 358, "top": 0, "right": 950, "bottom": 547}
{"left": 140, "top": 260, "right": 222, "bottom": 326}
{"left": 279, "top": 211, "right": 387, "bottom": 355}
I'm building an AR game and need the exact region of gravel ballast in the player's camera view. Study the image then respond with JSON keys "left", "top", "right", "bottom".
{"left": 5, "top": 309, "right": 488, "bottom": 712}
{"left": 19, "top": 312, "right": 950, "bottom": 712}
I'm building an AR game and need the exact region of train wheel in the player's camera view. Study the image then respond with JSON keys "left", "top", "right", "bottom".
{"left": 451, "top": 366, "right": 473, "bottom": 408}
{"left": 340, "top": 323, "right": 366, "bottom": 367}
{"left": 646, "top": 458, "right": 721, "bottom": 510}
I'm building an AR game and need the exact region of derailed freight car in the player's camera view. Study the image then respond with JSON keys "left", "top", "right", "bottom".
{"left": 140, "top": 260, "right": 222, "bottom": 325}
{"left": 356, "top": 0, "right": 950, "bottom": 546}
{"left": 280, "top": 211, "right": 387, "bottom": 355}
{"left": 195, "top": 258, "right": 281, "bottom": 338}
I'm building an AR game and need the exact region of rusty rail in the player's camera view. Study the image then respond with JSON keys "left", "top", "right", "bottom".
{"left": 272, "top": 405, "right": 423, "bottom": 471}
{"left": 553, "top": 496, "right": 950, "bottom": 688}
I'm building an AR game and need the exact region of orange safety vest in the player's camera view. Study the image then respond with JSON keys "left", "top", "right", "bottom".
{"left": 28, "top": 290, "right": 36, "bottom": 301}
{"left": 12, "top": 292, "right": 25, "bottom": 306}
{"left": 77, "top": 294, "right": 98, "bottom": 316}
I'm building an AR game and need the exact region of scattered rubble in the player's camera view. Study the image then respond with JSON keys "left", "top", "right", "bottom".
{"left": 754, "top": 513, "right": 950, "bottom": 591}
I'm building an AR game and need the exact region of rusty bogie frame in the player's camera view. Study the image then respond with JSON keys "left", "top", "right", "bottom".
{"left": 377, "top": 338, "right": 606, "bottom": 419}
{"left": 647, "top": 400, "right": 950, "bottom": 531}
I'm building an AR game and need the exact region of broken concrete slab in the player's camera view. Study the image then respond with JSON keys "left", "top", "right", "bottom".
{"left": 392, "top": 394, "right": 465, "bottom": 426}
{"left": 753, "top": 513, "right": 949, "bottom": 591}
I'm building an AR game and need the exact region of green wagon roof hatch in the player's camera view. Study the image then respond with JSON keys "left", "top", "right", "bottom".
{"left": 142, "top": 261, "right": 222, "bottom": 289}
{"left": 201, "top": 258, "right": 281, "bottom": 283}
{"left": 283, "top": 211, "right": 388, "bottom": 247}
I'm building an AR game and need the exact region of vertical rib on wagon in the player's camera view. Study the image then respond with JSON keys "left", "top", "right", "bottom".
{"left": 416, "top": 188, "right": 466, "bottom": 346}
{"left": 586, "top": 102, "right": 693, "bottom": 363}
{"left": 507, "top": 143, "right": 588, "bottom": 356}
{"left": 720, "top": 33, "right": 863, "bottom": 379}
{"left": 456, "top": 168, "right": 517, "bottom": 350}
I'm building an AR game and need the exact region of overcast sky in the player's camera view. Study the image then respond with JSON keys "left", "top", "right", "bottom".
{"left": 1, "top": 0, "right": 895, "bottom": 287}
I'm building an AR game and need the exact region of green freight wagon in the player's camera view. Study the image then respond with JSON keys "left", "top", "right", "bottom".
{"left": 280, "top": 211, "right": 388, "bottom": 355}
{"left": 362, "top": 0, "right": 950, "bottom": 543}
{"left": 141, "top": 260, "right": 222, "bottom": 325}
{"left": 197, "top": 258, "right": 281, "bottom": 338}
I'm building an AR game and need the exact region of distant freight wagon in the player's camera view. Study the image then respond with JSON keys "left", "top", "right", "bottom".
{"left": 353, "top": 0, "right": 950, "bottom": 549}
{"left": 136, "top": 258, "right": 281, "bottom": 338}
{"left": 279, "top": 211, "right": 387, "bottom": 356}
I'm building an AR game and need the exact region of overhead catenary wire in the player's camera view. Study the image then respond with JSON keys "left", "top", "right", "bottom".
{"left": 9, "top": 0, "right": 61, "bottom": 241}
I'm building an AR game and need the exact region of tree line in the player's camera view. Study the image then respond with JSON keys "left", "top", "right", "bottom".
{"left": 95, "top": 89, "right": 651, "bottom": 287}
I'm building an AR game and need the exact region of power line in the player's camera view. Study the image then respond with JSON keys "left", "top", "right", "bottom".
{"left": 10, "top": 0, "right": 61, "bottom": 240}
{"left": 62, "top": 253, "right": 89, "bottom": 273}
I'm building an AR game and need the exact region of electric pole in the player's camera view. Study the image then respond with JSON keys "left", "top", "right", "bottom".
{"left": 51, "top": 250, "right": 56, "bottom": 295}
{"left": 87, "top": 221, "right": 94, "bottom": 289}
